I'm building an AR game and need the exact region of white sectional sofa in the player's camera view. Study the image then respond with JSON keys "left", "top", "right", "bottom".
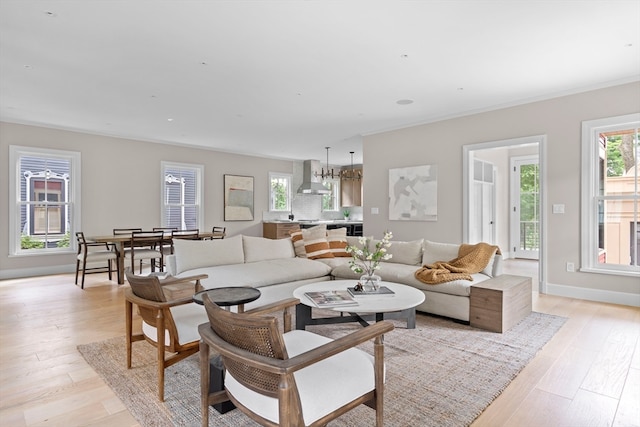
{"left": 165, "top": 232, "right": 502, "bottom": 322}
{"left": 165, "top": 235, "right": 333, "bottom": 308}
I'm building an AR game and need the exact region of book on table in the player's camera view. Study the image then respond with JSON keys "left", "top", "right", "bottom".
{"left": 347, "top": 286, "right": 396, "bottom": 297}
{"left": 304, "top": 290, "right": 358, "bottom": 308}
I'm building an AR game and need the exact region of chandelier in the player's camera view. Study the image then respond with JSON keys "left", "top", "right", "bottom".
{"left": 340, "top": 151, "right": 362, "bottom": 181}
{"left": 315, "top": 147, "right": 336, "bottom": 179}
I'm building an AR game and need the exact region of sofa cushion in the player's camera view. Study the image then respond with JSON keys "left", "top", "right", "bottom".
{"left": 173, "top": 235, "right": 244, "bottom": 275}
{"left": 331, "top": 262, "right": 490, "bottom": 297}
{"left": 290, "top": 228, "right": 307, "bottom": 258}
{"left": 421, "top": 240, "right": 459, "bottom": 265}
{"left": 327, "top": 228, "right": 349, "bottom": 257}
{"left": 181, "top": 258, "right": 332, "bottom": 289}
{"left": 302, "top": 225, "right": 334, "bottom": 259}
{"left": 385, "top": 239, "right": 423, "bottom": 265}
{"left": 243, "top": 235, "right": 295, "bottom": 263}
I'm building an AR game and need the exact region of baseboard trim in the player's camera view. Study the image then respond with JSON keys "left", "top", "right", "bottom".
{"left": 0, "top": 264, "right": 75, "bottom": 280}
{"left": 546, "top": 282, "right": 640, "bottom": 307}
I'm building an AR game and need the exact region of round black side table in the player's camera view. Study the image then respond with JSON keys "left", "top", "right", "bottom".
{"left": 193, "top": 286, "right": 261, "bottom": 313}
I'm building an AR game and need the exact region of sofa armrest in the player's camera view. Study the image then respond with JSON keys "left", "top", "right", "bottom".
{"left": 492, "top": 254, "right": 504, "bottom": 277}
{"left": 165, "top": 254, "right": 177, "bottom": 276}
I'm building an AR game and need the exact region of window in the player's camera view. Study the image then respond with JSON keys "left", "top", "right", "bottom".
{"left": 581, "top": 114, "right": 639, "bottom": 276}
{"left": 322, "top": 178, "right": 340, "bottom": 211}
{"left": 269, "top": 172, "right": 292, "bottom": 212}
{"left": 161, "top": 162, "right": 203, "bottom": 230}
{"left": 9, "top": 146, "right": 80, "bottom": 255}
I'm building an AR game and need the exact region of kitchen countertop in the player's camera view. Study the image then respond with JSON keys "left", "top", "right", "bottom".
{"left": 263, "top": 220, "right": 362, "bottom": 224}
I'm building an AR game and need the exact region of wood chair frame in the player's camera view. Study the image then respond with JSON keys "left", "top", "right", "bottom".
{"left": 75, "top": 231, "right": 119, "bottom": 289}
{"left": 198, "top": 296, "right": 393, "bottom": 427}
{"left": 124, "top": 270, "right": 208, "bottom": 401}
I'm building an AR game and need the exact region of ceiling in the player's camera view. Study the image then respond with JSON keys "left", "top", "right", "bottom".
{"left": 1, "top": 1, "right": 638, "bottom": 166}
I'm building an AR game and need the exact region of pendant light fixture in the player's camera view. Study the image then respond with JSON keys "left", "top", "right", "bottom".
{"left": 340, "top": 151, "right": 362, "bottom": 181}
{"left": 315, "top": 147, "right": 336, "bottom": 179}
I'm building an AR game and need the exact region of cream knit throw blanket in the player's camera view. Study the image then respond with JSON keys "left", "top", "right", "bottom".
{"left": 415, "top": 242, "right": 501, "bottom": 285}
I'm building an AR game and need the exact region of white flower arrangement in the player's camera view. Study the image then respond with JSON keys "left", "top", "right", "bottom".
{"left": 345, "top": 231, "right": 393, "bottom": 276}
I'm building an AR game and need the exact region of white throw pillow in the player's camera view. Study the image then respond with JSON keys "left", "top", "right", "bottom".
{"left": 243, "top": 235, "right": 295, "bottom": 263}
{"left": 173, "top": 235, "right": 244, "bottom": 274}
{"left": 421, "top": 240, "right": 460, "bottom": 266}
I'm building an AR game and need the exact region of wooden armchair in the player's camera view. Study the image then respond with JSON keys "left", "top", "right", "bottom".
{"left": 198, "top": 295, "right": 394, "bottom": 426}
{"left": 124, "top": 269, "right": 208, "bottom": 401}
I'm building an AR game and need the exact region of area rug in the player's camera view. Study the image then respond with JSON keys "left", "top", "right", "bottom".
{"left": 78, "top": 312, "right": 565, "bottom": 426}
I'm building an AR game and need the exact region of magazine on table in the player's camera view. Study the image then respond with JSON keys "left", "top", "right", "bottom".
{"left": 304, "top": 290, "right": 359, "bottom": 308}
{"left": 347, "top": 286, "right": 396, "bottom": 298}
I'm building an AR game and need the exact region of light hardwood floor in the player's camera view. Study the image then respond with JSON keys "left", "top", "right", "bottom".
{"left": 1, "top": 262, "right": 638, "bottom": 427}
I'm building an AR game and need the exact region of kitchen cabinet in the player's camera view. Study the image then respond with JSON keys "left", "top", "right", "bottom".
{"left": 341, "top": 171, "right": 362, "bottom": 207}
{"left": 263, "top": 222, "right": 300, "bottom": 239}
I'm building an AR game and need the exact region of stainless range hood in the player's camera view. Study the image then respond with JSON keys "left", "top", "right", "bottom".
{"left": 297, "top": 160, "right": 331, "bottom": 194}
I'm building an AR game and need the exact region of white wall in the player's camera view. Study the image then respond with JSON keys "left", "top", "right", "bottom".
{"left": 0, "top": 122, "right": 293, "bottom": 277}
{"left": 362, "top": 81, "right": 640, "bottom": 304}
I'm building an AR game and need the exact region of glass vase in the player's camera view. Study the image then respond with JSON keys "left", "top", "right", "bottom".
{"left": 359, "top": 273, "right": 381, "bottom": 292}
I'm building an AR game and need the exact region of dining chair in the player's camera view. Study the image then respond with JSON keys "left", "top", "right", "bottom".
{"left": 153, "top": 227, "right": 177, "bottom": 262}
{"left": 125, "top": 230, "right": 164, "bottom": 274}
{"left": 210, "top": 226, "right": 226, "bottom": 239}
{"left": 75, "top": 231, "right": 119, "bottom": 289}
{"left": 124, "top": 269, "right": 208, "bottom": 401}
{"left": 198, "top": 294, "right": 394, "bottom": 427}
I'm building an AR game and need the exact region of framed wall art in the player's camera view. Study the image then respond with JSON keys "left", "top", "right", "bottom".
{"left": 224, "top": 174, "right": 254, "bottom": 221}
{"left": 388, "top": 164, "right": 438, "bottom": 221}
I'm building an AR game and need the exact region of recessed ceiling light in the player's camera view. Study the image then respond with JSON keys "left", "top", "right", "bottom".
{"left": 457, "top": 87, "right": 464, "bottom": 91}
{"left": 400, "top": 54, "right": 409, "bottom": 59}
{"left": 167, "top": 118, "right": 174, "bottom": 122}
{"left": 24, "top": 65, "right": 32, "bottom": 69}
{"left": 396, "top": 99, "right": 414, "bottom": 105}
{"left": 44, "top": 11, "right": 57, "bottom": 17}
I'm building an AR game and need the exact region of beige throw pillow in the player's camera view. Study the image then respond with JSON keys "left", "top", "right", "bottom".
{"left": 289, "top": 228, "right": 307, "bottom": 258}
{"left": 301, "top": 224, "right": 334, "bottom": 259}
{"left": 327, "top": 227, "right": 349, "bottom": 257}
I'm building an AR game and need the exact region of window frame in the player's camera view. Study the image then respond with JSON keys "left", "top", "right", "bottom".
{"left": 160, "top": 161, "right": 204, "bottom": 230}
{"left": 9, "top": 145, "right": 81, "bottom": 256}
{"left": 268, "top": 172, "right": 292, "bottom": 212}
{"left": 322, "top": 177, "right": 341, "bottom": 212}
{"left": 581, "top": 113, "right": 640, "bottom": 276}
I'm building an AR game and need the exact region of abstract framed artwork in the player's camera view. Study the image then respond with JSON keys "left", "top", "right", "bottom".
{"left": 224, "top": 174, "right": 254, "bottom": 221}
{"left": 388, "top": 164, "right": 438, "bottom": 221}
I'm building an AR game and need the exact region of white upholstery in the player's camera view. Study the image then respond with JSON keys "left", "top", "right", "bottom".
{"left": 173, "top": 235, "right": 244, "bottom": 274}
{"left": 384, "top": 239, "right": 423, "bottom": 265}
{"left": 242, "top": 235, "right": 295, "bottom": 262}
{"left": 175, "top": 258, "right": 332, "bottom": 290}
{"left": 225, "top": 330, "right": 379, "bottom": 425}
{"left": 141, "top": 302, "right": 207, "bottom": 346}
{"left": 77, "top": 250, "right": 117, "bottom": 262}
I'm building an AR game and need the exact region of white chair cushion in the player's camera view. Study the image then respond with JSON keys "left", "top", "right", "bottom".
{"left": 78, "top": 251, "right": 117, "bottom": 262}
{"left": 141, "top": 303, "right": 207, "bottom": 346}
{"left": 225, "top": 329, "right": 378, "bottom": 425}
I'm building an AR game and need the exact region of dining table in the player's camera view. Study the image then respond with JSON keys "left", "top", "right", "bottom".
{"left": 89, "top": 230, "right": 224, "bottom": 284}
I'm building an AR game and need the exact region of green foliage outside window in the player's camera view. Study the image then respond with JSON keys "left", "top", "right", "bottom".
{"left": 21, "top": 235, "right": 45, "bottom": 249}
{"left": 606, "top": 133, "right": 636, "bottom": 177}
{"left": 57, "top": 232, "right": 70, "bottom": 248}
{"left": 271, "top": 181, "right": 288, "bottom": 210}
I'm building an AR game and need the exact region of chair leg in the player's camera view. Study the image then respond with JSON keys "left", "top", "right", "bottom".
{"left": 75, "top": 259, "right": 80, "bottom": 285}
{"left": 108, "top": 259, "right": 113, "bottom": 281}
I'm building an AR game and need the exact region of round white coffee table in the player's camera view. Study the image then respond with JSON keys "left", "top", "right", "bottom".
{"left": 293, "top": 280, "right": 425, "bottom": 329}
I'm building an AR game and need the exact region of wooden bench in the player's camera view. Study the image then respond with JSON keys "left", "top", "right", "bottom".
{"left": 469, "top": 274, "right": 532, "bottom": 333}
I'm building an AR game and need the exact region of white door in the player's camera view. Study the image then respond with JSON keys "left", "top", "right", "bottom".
{"left": 469, "top": 159, "right": 496, "bottom": 244}
{"left": 510, "top": 156, "right": 540, "bottom": 259}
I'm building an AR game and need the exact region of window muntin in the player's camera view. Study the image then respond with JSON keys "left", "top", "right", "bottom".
{"left": 269, "top": 172, "right": 292, "bottom": 212}
{"left": 161, "top": 162, "right": 203, "bottom": 230}
{"left": 9, "top": 146, "right": 80, "bottom": 255}
{"left": 581, "top": 114, "right": 639, "bottom": 275}
{"left": 322, "top": 178, "right": 340, "bottom": 211}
